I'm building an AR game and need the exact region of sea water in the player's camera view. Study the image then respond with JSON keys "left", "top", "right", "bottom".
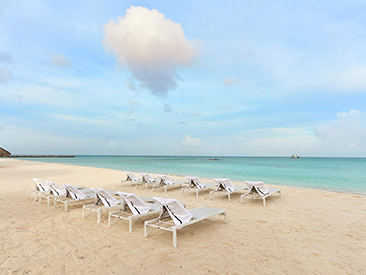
{"left": 19, "top": 156, "right": 366, "bottom": 195}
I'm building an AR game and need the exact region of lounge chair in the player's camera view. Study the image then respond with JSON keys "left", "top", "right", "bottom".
{"left": 83, "top": 188, "right": 124, "bottom": 223}
{"left": 27, "top": 178, "right": 50, "bottom": 201}
{"left": 54, "top": 183, "right": 105, "bottom": 212}
{"left": 39, "top": 181, "right": 86, "bottom": 206}
{"left": 182, "top": 176, "right": 218, "bottom": 197}
{"left": 121, "top": 171, "right": 141, "bottom": 187}
{"left": 144, "top": 197, "right": 227, "bottom": 248}
{"left": 210, "top": 178, "right": 247, "bottom": 202}
{"left": 241, "top": 181, "right": 281, "bottom": 206}
{"left": 139, "top": 173, "right": 159, "bottom": 190}
{"left": 108, "top": 192, "right": 160, "bottom": 233}
{"left": 153, "top": 174, "right": 188, "bottom": 193}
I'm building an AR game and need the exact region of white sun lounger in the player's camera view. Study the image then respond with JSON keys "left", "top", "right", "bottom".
{"left": 153, "top": 174, "right": 188, "bottom": 193}
{"left": 138, "top": 173, "right": 159, "bottom": 190}
{"left": 82, "top": 188, "right": 124, "bottom": 224}
{"left": 108, "top": 192, "right": 160, "bottom": 233}
{"left": 54, "top": 183, "right": 110, "bottom": 212}
{"left": 182, "top": 176, "right": 218, "bottom": 197}
{"left": 144, "top": 197, "right": 227, "bottom": 248}
{"left": 241, "top": 181, "right": 281, "bottom": 206}
{"left": 38, "top": 180, "right": 86, "bottom": 206}
{"left": 210, "top": 178, "right": 247, "bottom": 202}
{"left": 121, "top": 171, "right": 142, "bottom": 187}
{"left": 27, "top": 178, "right": 50, "bottom": 201}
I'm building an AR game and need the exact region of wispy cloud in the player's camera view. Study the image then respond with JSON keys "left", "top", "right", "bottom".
{"left": 103, "top": 6, "right": 199, "bottom": 97}
{"left": 0, "top": 67, "right": 12, "bottom": 84}
{"left": 223, "top": 77, "right": 236, "bottom": 87}
{"left": 50, "top": 53, "right": 71, "bottom": 68}
{"left": 0, "top": 52, "right": 13, "bottom": 63}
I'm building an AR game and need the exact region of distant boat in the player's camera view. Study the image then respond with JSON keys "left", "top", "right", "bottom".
{"left": 291, "top": 154, "right": 300, "bottom": 159}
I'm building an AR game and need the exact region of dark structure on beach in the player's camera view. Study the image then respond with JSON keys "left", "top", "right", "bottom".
{"left": 0, "top": 147, "right": 11, "bottom": 157}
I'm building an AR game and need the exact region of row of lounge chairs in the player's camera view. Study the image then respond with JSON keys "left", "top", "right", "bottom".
{"left": 27, "top": 178, "right": 226, "bottom": 248}
{"left": 122, "top": 172, "right": 281, "bottom": 206}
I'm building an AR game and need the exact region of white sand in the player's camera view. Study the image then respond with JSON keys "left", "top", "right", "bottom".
{"left": 0, "top": 158, "right": 365, "bottom": 274}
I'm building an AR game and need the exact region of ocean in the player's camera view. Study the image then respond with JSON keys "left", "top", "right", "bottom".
{"left": 19, "top": 156, "right": 366, "bottom": 195}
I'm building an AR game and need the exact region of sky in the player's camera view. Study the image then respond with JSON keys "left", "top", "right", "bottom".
{"left": 1, "top": 0, "right": 366, "bottom": 157}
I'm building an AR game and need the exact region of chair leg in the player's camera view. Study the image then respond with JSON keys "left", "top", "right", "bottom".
{"left": 97, "top": 209, "right": 101, "bottom": 224}
{"left": 129, "top": 218, "right": 132, "bottom": 233}
{"left": 144, "top": 221, "right": 148, "bottom": 237}
{"left": 82, "top": 206, "right": 86, "bottom": 217}
{"left": 173, "top": 228, "right": 177, "bottom": 248}
{"left": 108, "top": 213, "right": 111, "bottom": 226}
{"left": 65, "top": 201, "right": 68, "bottom": 212}
{"left": 228, "top": 193, "right": 231, "bottom": 203}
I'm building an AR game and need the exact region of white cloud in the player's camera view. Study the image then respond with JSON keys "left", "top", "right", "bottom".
{"left": 181, "top": 135, "right": 204, "bottom": 148}
{"left": 0, "top": 67, "right": 12, "bottom": 84}
{"left": 0, "top": 52, "right": 12, "bottom": 63}
{"left": 125, "top": 78, "right": 136, "bottom": 90}
{"left": 223, "top": 77, "right": 236, "bottom": 87}
{"left": 51, "top": 53, "right": 71, "bottom": 68}
{"left": 103, "top": 6, "right": 198, "bottom": 97}
{"left": 129, "top": 99, "right": 139, "bottom": 106}
{"left": 314, "top": 109, "right": 366, "bottom": 155}
{"left": 108, "top": 140, "right": 118, "bottom": 147}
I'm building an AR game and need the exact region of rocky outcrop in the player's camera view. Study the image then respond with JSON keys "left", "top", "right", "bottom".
{"left": 0, "top": 147, "right": 11, "bottom": 157}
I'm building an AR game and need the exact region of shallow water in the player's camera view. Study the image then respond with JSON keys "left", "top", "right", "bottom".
{"left": 18, "top": 156, "right": 366, "bottom": 195}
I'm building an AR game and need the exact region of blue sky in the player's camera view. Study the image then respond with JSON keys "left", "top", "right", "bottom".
{"left": 1, "top": 0, "right": 366, "bottom": 156}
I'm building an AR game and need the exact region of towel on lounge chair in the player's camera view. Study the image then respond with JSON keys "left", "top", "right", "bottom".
{"left": 140, "top": 173, "right": 156, "bottom": 183}
{"left": 92, "top": 188, "right": 121, "bottom": 207}
{"left": 62, "top": 183, "right": 91, "bottom": 201}
{"left": 117, "top": 192, "right": 151, "bottom": 215}
{"left": 157, "top": 175, "right": 175, "bottom": 185}
{"left": 153, "top": 197, "right": 193, "bottom": 226}
{"left": 245, "top": 181, "right": 269, "bottom": 196}
{"left": 213, "top": 178, "right": 236, "bottom": 193}
{"left": 47, "top": 181, "right": 66, "bottom": 196}
{"left": 33, "top": 178, "right": 50, "bottom": 192}
{"left": 124, "top": 172, "right": 141, "bottom": 182}
{"left": 186, "top": 176, "right": 205, "bottom": 189}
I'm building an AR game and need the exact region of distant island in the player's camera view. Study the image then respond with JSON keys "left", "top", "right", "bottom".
{"left": 0, "top": 147, "right": 74, "bottom": 158}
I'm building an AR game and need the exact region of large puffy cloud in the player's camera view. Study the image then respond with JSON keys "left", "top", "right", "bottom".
{"left": 314, "top": 109, "right": 366, "bottom": 155}
{"left": 103, "top": 6, "right": 198, "bottom": 97}
{"left": 182, "top": 135, "right": 204, "bottom": 148}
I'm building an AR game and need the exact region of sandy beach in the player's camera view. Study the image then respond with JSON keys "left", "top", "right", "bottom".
{"left": 0, "top": 158, "right": 365, "bottom": 274}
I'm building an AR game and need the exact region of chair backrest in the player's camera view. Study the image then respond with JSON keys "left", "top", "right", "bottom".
{"left": 153, "top": 197, "right": 193, "bottom": 226}
{"left": 117, "top": 192, "right": 151, "bottom": 215}
{"left": 46, "top": 180, "right": 66, "bottom": 196}
{"left": 213, "top": 178, "right": 236, "bottom": 193}
{"left": 91, "top": 188, "right": 120, "bottom": 207}
{"left": 62, "top": 183, "right": 87, "bottom": 201}
{"left": 140, "top": 173, "right": 155, "bottom": 183}
{"left": 124, "top": 172, "right": 140, "bottom": 182}
{"left": 245, "top": 181, "right": 269, "bottom": 196}
{"left": 186, "top": 176, "right": 205, "bottom": 189}
{"left": 33, "top": 178, "right": 50, "bottom": 192}
{"left": 157, "top": 175, "right": 174, "bottom": 186}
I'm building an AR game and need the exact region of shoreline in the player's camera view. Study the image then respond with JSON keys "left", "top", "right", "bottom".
{"left": 1, "top": 158, "right": 365, "bottom": 274}
{"left": 4, "top": 158, "right": 365, "bottom": 197}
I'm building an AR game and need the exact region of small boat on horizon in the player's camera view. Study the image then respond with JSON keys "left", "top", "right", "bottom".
{"left": 291, "top": 154, "right": 300, "bottom": 159}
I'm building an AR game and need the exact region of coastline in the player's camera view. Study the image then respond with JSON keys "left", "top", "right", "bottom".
{"left": 1, "top": 158, "right": 365, "bottom": 274}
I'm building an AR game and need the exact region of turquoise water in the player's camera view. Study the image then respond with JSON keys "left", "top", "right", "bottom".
{"left": 19, "top": 156, "right": 366, "bottom": 195}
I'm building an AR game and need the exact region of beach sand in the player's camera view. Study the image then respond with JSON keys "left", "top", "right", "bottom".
{"left": 0, "top": 158, "right": 365, "bottom": 274}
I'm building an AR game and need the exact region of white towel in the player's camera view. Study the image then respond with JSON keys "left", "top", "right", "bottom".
{"left": 91, "top": 188, "right": 121, "bottom": 207}
{"left": 157, "top": 175, "right": 174, "bottom": 186}
{"left": 33, "top": 178, "right": 50, "bottom": 192}
{"left": 62, "top": 183, "right": 88, "bottom": 201}
{"left": 153, "top": 197, "right": 193, "bottom": 226}
{"left": 245, "top": 181, "right": 269, "bottom": 196}
{"left": 140, "top": 173, "right": 155, "bottom": 183}
{"left": 186, "top": 176, "right": 206, "bottom": 189}
{"left": 213, "top": 178, "right": 236, "bottom": 193}
{"left": 46, "top": 180, "right": 66, "bottom": 196}
{"left": 117, "top": 192, "right": 151, "bottom": 215}
{"left": 124, "top": 172, "right": 140, "bottom": 182}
